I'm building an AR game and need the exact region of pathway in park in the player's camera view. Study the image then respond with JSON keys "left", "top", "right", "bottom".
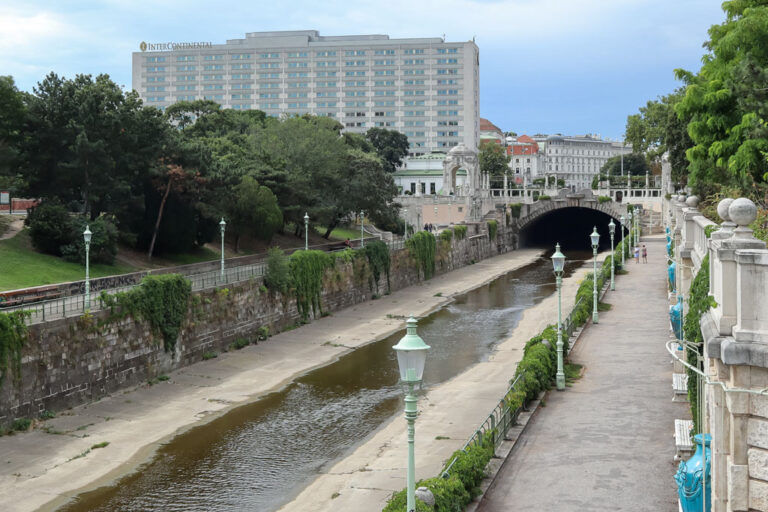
{"left": 477, "top": 236, "right": 688, "bottom": 511}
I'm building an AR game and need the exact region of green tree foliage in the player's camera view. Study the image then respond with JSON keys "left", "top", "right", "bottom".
{"left": 600, "top": 153, "right": 650, "bottom": 176}
{"left": 289, "top": 250, "right": 333, "bottom": 320}
{"left": 0, "top": 76, "right": 26, "bottom": 182}
{"left": 0, "top": 310, "right": 29, "bottom": 388}
{"left": 365, "top": 127, "right": 409, "bottom": 172}
{"left": 478, "top": 141, "right": 510, "bottom": 183}
{"left": 625, "top": 89, "right": 693, "bottom": 186}
{"left": 164, "top": 100, "right": 221, "bottom": 130}
{"left": 406, "top": 231, "right": 436, "bottom": 280}
{"left": 264, "top": 247, "right": 292, "bottom": 296}
{"left": 25, "top": 200, "right": 73, "bottom": 256}
{"left": 60, "top": 214, "right": 119, "bottom": 265}
{"left": 227, "top": 176, "right": 282, "bottom": 251}
{"left": 674, "top": 1, "right": 768, "bottom": 195}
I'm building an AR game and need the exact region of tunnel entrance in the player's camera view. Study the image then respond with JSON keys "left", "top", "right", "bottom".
{"left": 519, "top": 207, "right": 620, "bottom": 253}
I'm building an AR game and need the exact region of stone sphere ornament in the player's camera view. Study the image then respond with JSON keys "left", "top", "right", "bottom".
{"left": 728, "top": 197, "right": 757, "bottom": 227}
{"left": 415, "top": 487, "right": 435, "bottom": 507}
{"left": 685, "top": 195, "right": 700, "bottom": 208}
{"left": 717, "top": 198, "right": 734, "bottom": 222}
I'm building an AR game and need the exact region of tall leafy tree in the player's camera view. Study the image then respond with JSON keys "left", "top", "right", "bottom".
{"left": 478, "top": 141, "right": 510, "bottom": 187}
{"left": 600, "top": 153, "right": 650, "bottom": 176}
{"left": 227, "top": 176, "right": 282, "bottom": 251}
{"left": 365, "top": 127, "right": 409, "bottom": 172}
{"left": 0, "top": 76, "right": 26, "bottom": 183}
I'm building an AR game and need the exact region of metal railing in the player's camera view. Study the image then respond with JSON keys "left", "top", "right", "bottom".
{"left": 442, "top": 372, "right": 527, "bottom": 479}
{"left": 3, "top": 236, "right": 412, "bottom": 325}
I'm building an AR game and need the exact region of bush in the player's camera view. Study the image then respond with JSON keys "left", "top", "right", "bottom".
{"left": 25, "top": 200, "right": 72, "bottom": 256}
{"left": 597, "top": 195, "right": 612, "bottom": 204}
{"left": 264, "top": 247, "right": 292, "bottom": 295}
{"left": 509, "top": 203, "right": 522, "bottom": 219}
{"left": 439, "top": 229, "right": 453, "bottom": 243}
{"left": 453, "top": 225, "right": 467, "bottom": 240}
{"left": 60, "top": 214, "right": 119, "bottom": 265}
{"left": 487, "top": 219, "right": 498, "bottom": 240}
{"left": 537, "top": 195, "right": 551, "bottom": 201}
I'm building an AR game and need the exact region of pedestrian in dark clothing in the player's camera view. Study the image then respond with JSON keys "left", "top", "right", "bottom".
{"left": 642, "top": 244, "right": 647, "bottom": 263}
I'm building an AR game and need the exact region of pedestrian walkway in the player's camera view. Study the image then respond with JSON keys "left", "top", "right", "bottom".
{"left": 477, "top": 236, "right": 688, "bottom": 511}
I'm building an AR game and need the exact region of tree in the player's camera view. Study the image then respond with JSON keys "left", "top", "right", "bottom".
{"left": 0, "top": 76, "right": 26, "bottom": 182}
{"left": 674, "top": 0, "right": 768, "bottom": 196}
{"left": 478, "top": 141, "right": 510, "bottom": 186}
{"left": 600, "top": 153, "right": 650, "bottom": 176}
{"left": 227, "top": 176, "right": 282, "bottom": 251}
{"left": 164, "top": 100, "right": 221, "bottom": 130}
{"left": 365, "top": 127, "right": 409, "bottom": 172}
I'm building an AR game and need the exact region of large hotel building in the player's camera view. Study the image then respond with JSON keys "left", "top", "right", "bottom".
{"left": 132, "top": 30, "right": 480, "bottom": 156}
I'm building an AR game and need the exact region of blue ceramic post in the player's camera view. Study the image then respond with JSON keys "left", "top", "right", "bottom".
{"left": 675, "top": 434, "right": 711, "bottom": 512}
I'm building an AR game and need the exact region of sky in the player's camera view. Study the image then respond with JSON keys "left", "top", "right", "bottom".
{"left": 0, "top": 0, "right": 726, "bottom": 140}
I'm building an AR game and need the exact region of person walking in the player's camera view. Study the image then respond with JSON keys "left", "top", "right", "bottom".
{"left": 634, "top": 245, "right": 640, "bottom": 264}
{"left": 642, "top": 244, "right": 647, "bottom": 263}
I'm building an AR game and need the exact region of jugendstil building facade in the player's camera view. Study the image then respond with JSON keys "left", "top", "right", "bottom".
{"left": 132, "top": 30, "right": 480, "bottom": 156}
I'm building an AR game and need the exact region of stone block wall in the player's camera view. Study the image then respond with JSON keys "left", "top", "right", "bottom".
{"left": 0, "top": 228, "right": 512, "bottom": 425}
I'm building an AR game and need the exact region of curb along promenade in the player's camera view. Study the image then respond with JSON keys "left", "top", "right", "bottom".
{"left": 477, "top": 235, "right": 686, "bottom": 511}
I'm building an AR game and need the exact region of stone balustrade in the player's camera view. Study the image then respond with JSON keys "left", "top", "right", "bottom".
{"left": 669, "top": 194, "right": 768, "bottom": 511}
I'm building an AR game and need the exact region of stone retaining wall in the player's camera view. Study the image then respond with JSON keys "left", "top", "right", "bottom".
{"left": 0, "top": 226, "right": 517, "bottom": 425}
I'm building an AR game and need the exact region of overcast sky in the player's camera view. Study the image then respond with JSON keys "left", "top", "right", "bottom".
{"left": 1, "top": 0, "right": 725, "bottom": 139}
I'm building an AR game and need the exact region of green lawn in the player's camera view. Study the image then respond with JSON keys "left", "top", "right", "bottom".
{"left": 162, "top": 246, "right": 220, "bottom": 265}
{"left": 314, "top": 225, "right": 362, "bottom": 241}
{"left": 0, "top": 231, "right": 135, "bottom": 291}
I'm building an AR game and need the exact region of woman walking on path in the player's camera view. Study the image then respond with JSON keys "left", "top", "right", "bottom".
{"left": 634, "top": 245, "right": 640, "bottom": 264}
{"left": 642, "top": 244, "right": 647, "bottom": 263}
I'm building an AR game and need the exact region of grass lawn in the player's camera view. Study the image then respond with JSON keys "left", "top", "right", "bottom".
{"left": 314, "top": 225, "right": 361, "bottom": 241}
{"left": 0, "top": 231, "right": 136, "bottom": 291}
{"left": 162, "top": 246, "right": 220, "bottom": 265}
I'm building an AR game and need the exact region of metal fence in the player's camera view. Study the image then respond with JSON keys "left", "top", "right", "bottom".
{"left": 4, "top": 236, "right": 410, "bottom": 325}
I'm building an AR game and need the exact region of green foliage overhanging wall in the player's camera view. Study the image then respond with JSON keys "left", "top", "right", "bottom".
{"left": 406, "top": 231, "right": 436, "bottom": 280}
{"left": 683, "top": 253, "right": 714, "bottom": 434}
{"left": 101, "top": 274, "right": 191, "bottom": 352}
{"left": 453, "top": 225, "right": 467, "bottom": 240}
{"left": 289, "top": 250, "right": 334, "bottom": 320}
{"left": 487, "top": 220, "right": 498, "bottom": 240}
{"left": 0, "top": 311, "right": 29, "bottom": 388}
{"left": 509, "top": 203, "right": 522, "bottom": 219}
{"left": 364, "top": 240, "right": 391, "bottom": 294}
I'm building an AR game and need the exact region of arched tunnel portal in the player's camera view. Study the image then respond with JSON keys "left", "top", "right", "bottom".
{"left": 519, "top": 207, "right": 623, "bottom": 254}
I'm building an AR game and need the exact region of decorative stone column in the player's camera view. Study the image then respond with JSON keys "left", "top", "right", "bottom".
{"left": 678, "top": 196, "right": 701, "bottom": 298}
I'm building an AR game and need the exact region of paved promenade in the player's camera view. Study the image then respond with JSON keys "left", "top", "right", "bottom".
{"left": 477, "top": 237, "right": 688, "bottom": 511}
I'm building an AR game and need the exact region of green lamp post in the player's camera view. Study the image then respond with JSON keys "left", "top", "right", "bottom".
{"left": 219, "top": 217, "right": 226, "bottom": 280}
{"left": 360, "top": 210, "right": 365, "bottom": 248}
{"left": 551, "top": 244, "right": 566, "bottom": 390}
{"left": 83, "top": 225, "right": 92, "bottom": 310}
{"left": 304, "top": 212, "right": 309, "bottom": 251}
{"left": 393, "top": 316, "right": 430, "bottom": 512}
{"left": 590, "top": 227, "right": 600, "bottom": 324}
{"left": 608, "top": 218, "right": 615, "bottom": 291}
{"left": 620, "top": 215, "right": 626, "bottom": 268}
{"left": 635, "top": 209, "right": 640, "bottom": 245}
{"left": 627, "top": 210, "right": 634, "bottom": 253}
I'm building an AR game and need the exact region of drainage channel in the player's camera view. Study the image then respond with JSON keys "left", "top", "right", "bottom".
{"left": 59, "top": 252, "right": 588, "bottom": 512}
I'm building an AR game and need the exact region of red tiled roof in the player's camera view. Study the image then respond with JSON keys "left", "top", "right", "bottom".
{"left": 479, "top": 118, "right": 503, "bottom": 134}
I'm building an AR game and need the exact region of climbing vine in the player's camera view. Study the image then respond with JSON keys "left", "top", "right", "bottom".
{"left": 364, "top": 240, "right": 391, "bottom": 294}
{"left": 101, "top": 274, "right": 191, "bottom": 353}
{"left": 487, "top": 220, "right": 498, "bottom": 240}
{"left": 453, "top": 225, "right": 467, "bottom": 240}
{"left": 406, "top": 231, "right": 436, "bottom": 280}
{"left": 0, "top": 311, "right": 29, "bottom": 388}
{"left": 509, "top": 203, "right": 522, "bottom": 219}
{"left": 289, "top": 250, "right": 334, "bottom": 320}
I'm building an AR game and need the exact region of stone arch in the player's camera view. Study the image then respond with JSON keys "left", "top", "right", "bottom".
{"left": 441, "top": 143, "right": 479, "bottom": 196}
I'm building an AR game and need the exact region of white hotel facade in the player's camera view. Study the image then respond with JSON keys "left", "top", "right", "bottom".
{"left": 132, "top": 30, "right": 480, "bottom": 156}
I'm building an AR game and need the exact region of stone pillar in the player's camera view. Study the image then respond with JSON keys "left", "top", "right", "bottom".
{"left": 726, "top": 366, "right": 751, "bottom": 511}
{"left": 503, "top": 172, "right": 508, "bottom": 198}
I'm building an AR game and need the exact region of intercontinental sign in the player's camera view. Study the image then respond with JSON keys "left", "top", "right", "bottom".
{"left": 140, "top": 41, "right": 213, "bottom": 52}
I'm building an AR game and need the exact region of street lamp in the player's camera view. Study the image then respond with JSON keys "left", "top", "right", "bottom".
{"left": 608, "top": 218, "right": 615, "bottom": 291}
{"left": 83, "top": 225, "right": 92, "bottom": 310}
{"left": 304, "top": 212, "right": 309, "bottom": 251}
{"left": 219, "top": 218, "right": 226, "bottom": 280}
{"left": 393, "top": 316, "right": 430, "bottom": 512}
{"left": 620, "top": 215, "right": 626, "bottom": 268}
{"left": 434, "top": 205, "right": 438, "bottom": 227}
{"left": 360, "top": 210, "right": 365, "bottom": 248}
{"left": 627, "top": 210, "right": 634, "bottom": 252}
{"left": 551, "top": 244, "right": 566, "bottom": 390}
{"left": 590, "top": 227, "right": 600, "bottom": 324}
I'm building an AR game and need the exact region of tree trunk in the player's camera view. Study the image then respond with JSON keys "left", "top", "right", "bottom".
{"left": 323, "top": 218, "right": 338, "bottom": 239}
{"left": 235, "top": 233, "right": 241, "bottom": 254}
{"left": 147, "top": 178, "right": 172, "bottom": 261}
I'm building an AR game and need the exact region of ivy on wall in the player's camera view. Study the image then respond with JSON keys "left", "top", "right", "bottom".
{"left": 364, "top": 240, "right": 391, "bottom": 294}
{"left": 453, "top": 225, "right": 467, "bottom": 241}
{"left": 101, "top": 274, "right": 191, "bottom": 353}
{"left": 487, "top": 220, "right": 498, "bottom": 240}
{"left": 289, "top": 250, "right": 334, "bottom": 320}
{"left": 509, "top": 203, "right": 522, "bottom": 219}
{"left": 406, "top": 231, "right": 436, "bottom": 280}
{"left": 0, "top": 311, "right": 29, "bottom": 388}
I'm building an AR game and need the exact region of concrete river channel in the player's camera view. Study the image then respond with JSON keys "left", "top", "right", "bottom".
{"left": 59, "top": 252, "right": 587, "bottom": 512}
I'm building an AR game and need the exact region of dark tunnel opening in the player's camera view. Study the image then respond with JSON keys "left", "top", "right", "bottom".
{"left": 519, "top": 207, "right": 623, "bottom": 254}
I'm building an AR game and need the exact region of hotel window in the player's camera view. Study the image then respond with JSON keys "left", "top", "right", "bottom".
{"left": 316, "top": 71, "right": 337, "bottom": 77}
{"left": 316, "top": 51, "right": 337, "bottom": 57}
{"left": 404, "top": 111, "right": 424, "bottom": 117}
{"left": 404, "top": 49, "right": 424, "bottom": 54}
{"left": 316, "top": 61, "right": 337, "bottom": 67}
{"left": 204, "top": 84, "right": 224, "bottom": 90}
{"left": 374, "top": 70, "right": 395, "bottom": 76}
{"left": 260, "top": 73, "right": 280, "bottom": 79}
{"left": 437, "top": 68, "right": 458, "bottom": 75}
{"left": 176, "top": 85, "right": 195, "bottom": 91}
{"left": 437, "top": 58, "right": 458, "bottom": 64}
{"left": 287, "top": 52, "right": 308, "bottom": 57}
{"left": 437, "top": 110, "right": 459, "bottom": 116}
{"left": 344, "top": 101, "right": 366, "bottom": 107}
{"left": 404, "top": 121, "right": 425, "bottom": 126}
{"left": 260, "top": 53, "right": 280, "bottom": 59}
{"left": 287, "top": 102, "right": 308, "bottom": 108}
{"left": 345, "top": 81, "right": 366, "bottom": 87}
{"left": 231, "top": 63, "right": 252, "bottom": 69}
{"left": 437, "top": 79, "right": 457, "bottom": 85}
{"left": 437, "top": 99, "right": 458, "bottom": 105}
{"left": 232, "top": 104, "right": 251, "bottom": 110}
{"left": 147, "top": 76, "right": 166, "bottom": 82}
{"left": 231, "top": 54, "right": 252, "bottom": 60}
{"left": 316, "top": 92, "right": 337, "bottom": 97}
{"left": 176, "top": 65, "right": 196, "bottom": 71}
{"left": 404, "top": 100, "right": 425, "bottom": 106}
{"left": 404, "top": 90, "right": 425, "bottom": 96}
{"left": 287, "top": 82, "right": 309, "bottom": 88}
{"left": 260, "top": 93, "right": 279, "bottom": 98}
{"left": 317, "top": 81, "right": 337, "bottom": 87}
{"left": 146, "top": 56, "right": 166, "bottom": 63}
{"left": 437, "top": 89, "right": 459, "bottom": 95}
{"left": 374, "top": 60, "right": 394, "bottom": 66}
{"left": 231, "top": 94, "right": 252, "bottom": 99}
{"left": 374, "top": 100, "right": 395, "bottom": 106}
{"left": 203, "top": 55, "right": 224, "bottom": 60}
{"left": 232, "top": 84, "right": 251, "bottom": 89}
{"left": 203, "top": 65, "right": 223, "bottom": 70}
{"left": 373, "top": 90, "right": 395, "bottom": 96}
{"left": 203, "top": 74, "right": 224, "bottom": 80}
{"left": 437, "top": 48, "right": 459, "bottom": 54}
{"left": 404, "top": 80, "right": 424, "bottom": 85}
{"left": 374, "top": 49, "right": 395, "bottom": 55}
{"left": 176, "top": 95, "right": 195, "bottom": 101}
{"left": 316, "top": 101, "right": 337, "bottom": 107}
{"left": 231, "top": 74, "right": 252, "bottom": 80}
{"left": 288, "top": 92, "right": 308, "bottom": 98}
{"left": 176, "top": 55, "right": 196, "bottom": 61}
{"left": 288, "top": 62, "right": 308, "bottom": 68}
{"left": 345, "top": 91, "right": 366, "bottom": 97}
{"left": 147, "top": 96, "right": 166, "bottom": 102}
{"left": 374, "top": 80, "right": 394, "bottom": 86}
{"left": 344, "top": 61, "right": 366, "bottom": 67}
{"left": 404, "top": 69, "right": 425, "bottom": 75}
{"left": 259, "top": 63, "right": 280, "bottom": 68}
{"left": 146, "top": 66, "right": 165, "bottom": 72}
{"left": 287, "top": 72, "right": 309, "bottom": 78}
{"left": 344, "top": 50, "right": 366, "bottom": 56}
{"left": 438, "top": 120, "right": 458, "bottom": 126}
{"left": 260, "top": 83, "right": 279, "bottom": 89}
{"left": 404, "top": 59, "right": 424, "bottom": 65}
{"left": 147, "top": 86, "right": 165, "bottom": 92}
{"left": 203, "top": 94, "right": 224, "bottom": 100}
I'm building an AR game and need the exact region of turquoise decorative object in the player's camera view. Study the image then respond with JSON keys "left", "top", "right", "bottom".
{"left": 675, "top": 434, "right": 711, "bottom": 512}
{"left": 668, "top": 261, "right": 676, "bottom": 289}
{"left": 670, "top": 295, "right": 683, "bottom": 340}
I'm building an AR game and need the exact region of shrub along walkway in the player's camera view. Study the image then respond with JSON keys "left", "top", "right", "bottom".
{"left": 476, "top": 236, "right": 687, "bottom": 511}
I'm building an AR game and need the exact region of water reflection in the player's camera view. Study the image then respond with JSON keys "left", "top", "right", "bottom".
{"left": 61, "top": 254, "right": 585, "bottom": 512}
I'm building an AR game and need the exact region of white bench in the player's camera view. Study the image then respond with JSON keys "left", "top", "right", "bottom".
{"left": 672, "top": 373, "right": 688, "bottom": 401}
{"left": 674, "top": 419, "right": 694, "bottom": 460}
